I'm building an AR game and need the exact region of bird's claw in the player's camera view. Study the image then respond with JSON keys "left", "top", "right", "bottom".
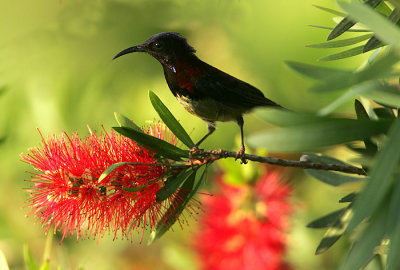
{"left": 235, "top": 146, "right": 247, "bottom": 164}
{"left": 189, "top": 146, "right": 202, "bottom": 168}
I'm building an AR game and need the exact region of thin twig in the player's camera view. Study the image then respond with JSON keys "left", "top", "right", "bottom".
{"left": 197, "top": 149, "right": 367, "bottom": 176}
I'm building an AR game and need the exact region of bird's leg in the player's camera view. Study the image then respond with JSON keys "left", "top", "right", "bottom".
{"left": 236, "top": 116, "right": 247, "bottom": 164}
{"left": 189, "top": 121, "right": 216, "bottom": 162}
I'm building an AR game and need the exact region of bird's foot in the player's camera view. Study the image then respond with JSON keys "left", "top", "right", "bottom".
{"left": 189, "top": 146, "right": 203, "bottom": 168}
{"left": 235, "top": 146, "right": 247, "bottom": 164}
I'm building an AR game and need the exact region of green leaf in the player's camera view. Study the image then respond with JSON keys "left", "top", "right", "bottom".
{"left": 339, "top": 203, "right": 388, "bottom": 270}
{"left": 374, "top": 107, "right": 396, "bottom": 119}
{"left": 319, "top": 45, "right": 378, "bottom": 61}
{"left": 307, "top": 208, "right": 347, "bottom": 228}
{"left": 309, "top": 25, "right": 370, "bottom": 32}
{"left": 387, "top": 176, "right": 400, "bottom": 270}
{"left": 23, "top": 245, "right": 38, "bottom": 270}
{"left": 363, "top": 36, "right": 382, "bottom": 53}
{"left": 362, "top": 85, "right": 400, "bottom": 108}
{"left": 328, "top": 0, "right": 383, "bottom": 40}
{"left": 311, "top": 49, "right": 400, "bottom": 92}
{"left": 347, "top": 118, "right": 400, "bottom": 233}
{"left": 149, "top": 91, "right": 195, "bottom": 148}
{"left": 285, "top": 61, "right": 352, "bottom": 80}
{"left": 307, "top": 34, "right": 373, "bottom": 48}
{"left": 313, "top": 5, "right": 347, "bottom": 17}
{"left": 247, "top": 118, "right": 391, "bottom": 152}
{"left": 149, "top": 166, "right": 207, "bottom": 243}
{"left": 306, "top": 169, "right": 364, "bottom": 186}
{"left": 355, "top": 99, "right": 378, "bottom": 155}
{"left": 315, "top": 206, "right": 352, "bottom": 254}
{"left": 255, "top": 109, "right": 326, "bottom": 127}
{"left": 339, "top": 192, "right": 357, "bottom": 203}
{"left": 302, "top": 152, "right": 356, "bottom": 166}
{"left": 113, "top": 127, "right": 188, "bottom": 161}
{"left": 114, "top": 112, "right": 142, "bottom": 132}
{"left": 339, "top": 1, "right": 400, "bottom": 45}
{"left": 156, "top": 169, "right": 194, "bottom": 201}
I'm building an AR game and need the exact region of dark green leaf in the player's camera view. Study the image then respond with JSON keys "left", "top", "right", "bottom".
{"left": 310, "top": 25, "right": 370, "bottom": 32}
{"left": 306, "top": 169, "right": 364, "bottom": 186}
{"left": 339, "top": 1, "right": 400, "bottom": 45}
{"left": 347, "top": 118, "right": 400, "bottom": 233}
{"left": 363, "top": 36, "right": 382, "bottom": 53}
{"left": 355, "top": 99, "right": 378, "bottom": 155}
{"left": 149, "top": 91, "right": 195, "bottom": 148}
{"left": 114, "top": 112, "right": 142, "bottom": 132}
{"left": 248, "top": 118, "right": 391, "bottom": 152}
{"left": 150, "top": 166, "right": 207, "bottom": 243}
{"left": 315, "top": 206, "right": 352, "bottom": 254}
{"left": 319, "top": 45, "right": 368, "bottom": 61}
{"left": 374, "top": 107, "right": 396, "bottom": 119}
{"left": 113, "top": 127, "right": 188, "bottom": 161}
{"left": 302, "top": 152, "right": 355, "bottom": 166}
{"left": 285, "top": 61, "right": 352, "bottom": 80}
{"left": 307, "top": 34, "right": 372, "bottom": 48}
{"left": 339, "top": 203, "right": 388, "bottom": 270}
{"left": 23, "top": 245, "right": 38, "bottom": 270}
{"left": 339, "top": 192, "right": 357, "bottom": 203}
{"left": 313, "top": 5, "right": 347, "bottom": 16}
{"left": 328, "top": 0, "right": 383, "bottom": 40}
{"left": 156, "top": 169, "right": 194, "bottom": 201}
{"left": 307, "top": 208, "right": 347, "bottom": 228}
{"left": 387, "top": 176, "right": 400, "bottom": 270}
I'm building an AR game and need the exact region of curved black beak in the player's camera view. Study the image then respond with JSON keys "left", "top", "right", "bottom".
{"left": 113, "top": 44, "right": 146, "bottom": 60}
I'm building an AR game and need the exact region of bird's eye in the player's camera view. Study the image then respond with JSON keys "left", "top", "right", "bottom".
{"left": 153, "top": 41, "right": 163, "bottom": 49}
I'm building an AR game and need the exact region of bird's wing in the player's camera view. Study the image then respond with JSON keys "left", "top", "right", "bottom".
{"left": 193, "top": 69, "right": 281, "bottom": 110}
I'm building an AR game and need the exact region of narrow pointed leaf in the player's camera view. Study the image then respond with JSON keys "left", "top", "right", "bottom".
{"left": 114, "top": 112, "right": 142, "bottom": 132}
{"left": 328, "top": 0, "right": 383, "bottom": 40}
{"left": 319, "top": 45, "right": 372, "bottom": 61}
{"left": 347, "top": 118, "right": 400, "bottom": 233}
{"left": 307, "top": 208, "right": 347, "bottom": 228}
{"left": 150, "top": 166, "right": 207, "bottom": 243}
{"left": 316, "top": 206, "right": 352, "bottom": 254}
{"left": 307, "top": 34, "right": 372, "bottom": 48}
{"left": 309, "top": 25, "right": 370, "bottom": 32}
{"left": 363, "top": 36, "right": 382, "bottom": 52}
{"left": 387, "top": 176, "right": 400, "bottom": 270}
{"left": 306, "top": 169, "right": 364, "bottom": 186}
{"left": 248, "top": 118, "right": 391, "bottom": 152}
{"left": 23, "top": 245, "right": 38, "bottom": 270}
{"left": 362, "top": 85, "right": 400, "bottom": 108}
{"left": 285, "top": 61, "right": 352, "bottom": 80}
{"left": 339, "top": 1, "right": 400, "bottom": 45}
{"left": 156, "top": 169, "right": 194, "bottom": 201}
{"left": 355, "top": 99, "right": 378, "bottom": 155}
{"left": 339, "top": 204, "right": 388, "bottom": 270}
{"left": 313, "top": 5, "right": 347, "bottom": 16}
{"left": 149, "top": 91, "right": 194, "bottom": 148}
{"left": 255, "top": 109, "right": 326, "bottom": 127}
{"left": 114, "top": 126, "right": 188, "bottom": 161}
{"left": 339, "top": 192, "right": 357, "bottom": 203}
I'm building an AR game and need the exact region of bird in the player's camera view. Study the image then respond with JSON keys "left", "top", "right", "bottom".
{"left": 113, "top": 32, "right": 283, "bottom": 163}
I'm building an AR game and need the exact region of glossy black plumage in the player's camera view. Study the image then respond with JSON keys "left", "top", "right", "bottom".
{"left": 114, "top": 32, "right": 282, "bottom": 162}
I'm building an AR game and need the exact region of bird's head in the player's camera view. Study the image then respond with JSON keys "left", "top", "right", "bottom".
{"left": 113, "top": 32, "right": 196, "bottom": 64}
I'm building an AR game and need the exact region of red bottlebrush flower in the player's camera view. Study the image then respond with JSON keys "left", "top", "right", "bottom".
{"left": 194, "top": 170, "right": 292, "bottom": 270}
{"left": 22, "top": 123, "right": 191, "bottom": 243}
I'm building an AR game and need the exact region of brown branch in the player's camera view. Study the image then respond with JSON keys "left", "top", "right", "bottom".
{"left": 196, "top": 149, "right": 367, "bottom": 176}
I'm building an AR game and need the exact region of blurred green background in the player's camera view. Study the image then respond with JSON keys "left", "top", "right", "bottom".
{"left": 0, "top": 0, "right": 368, "bottom": 269}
